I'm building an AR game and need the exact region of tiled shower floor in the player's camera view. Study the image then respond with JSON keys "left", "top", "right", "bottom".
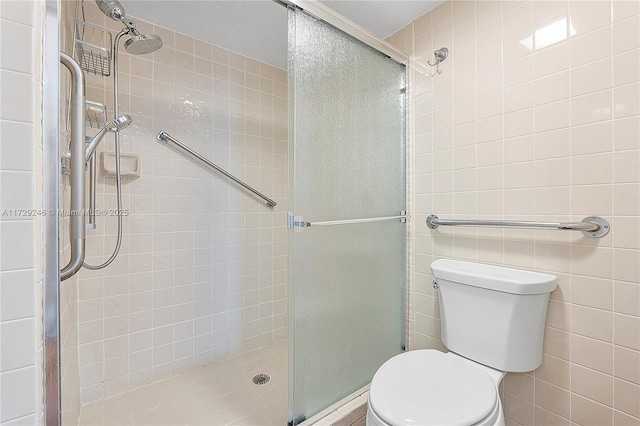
{"left": 78, "top": 341, "right": 288, "bottom": 426}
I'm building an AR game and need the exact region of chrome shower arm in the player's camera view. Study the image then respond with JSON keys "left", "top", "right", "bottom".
{"left": 120, "top": 18, "right": 139, "bottom": 36}
{"left": 84, "top": 126, "right": 108, "bottom": 159}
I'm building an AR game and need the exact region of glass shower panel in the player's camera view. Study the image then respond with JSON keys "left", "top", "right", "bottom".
{"left": 288, "top": 9, "right": 406, "bottom": 423}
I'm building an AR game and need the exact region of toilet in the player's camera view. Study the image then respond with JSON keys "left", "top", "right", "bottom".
{"left": 367, "top": 259, "right": 557, "bottom": 426}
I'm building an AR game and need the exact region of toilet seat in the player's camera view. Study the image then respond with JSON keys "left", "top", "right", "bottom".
{"left": 369, "top": 350, "right": 499, "bottom": 426}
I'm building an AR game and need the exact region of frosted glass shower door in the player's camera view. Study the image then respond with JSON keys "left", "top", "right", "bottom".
{"left": 288, "top": 9, "right": 406, "bottom": 424}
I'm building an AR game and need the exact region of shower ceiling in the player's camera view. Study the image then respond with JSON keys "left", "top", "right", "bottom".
{"left": 122, "top": 0, "right": 444, "bottom": 69}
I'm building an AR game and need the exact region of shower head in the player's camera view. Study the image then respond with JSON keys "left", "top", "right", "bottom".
{"left": 108, "top": 115, "right": 133, "bottom": 132}
{"left": 85, "top": 115, "right": 133, "bottom": 160}
{"left": 95, "top": 0, "right": 126, "bottom": 21}
{"left": 124, "top": 33, "right": 163, "bottom": 54}
{"left": 118, "top": 18, "right": 164, "bottom": 55}
{"left": 94, "top": 1, "right": 163, "bottom": 55}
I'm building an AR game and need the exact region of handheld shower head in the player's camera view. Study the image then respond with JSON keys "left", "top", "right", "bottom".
{"left": 108, "top": 115, "right": 133, "bottom": 132}
{"left": 85, "top": 115, "right": 132, "bottom": 160}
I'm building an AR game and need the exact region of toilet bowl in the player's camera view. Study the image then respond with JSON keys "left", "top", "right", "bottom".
{"left": 367, "top": 260, "right": 557, "bottom": 426}
{"left": 367, "top": 350, "right": 506, "bottom": 426}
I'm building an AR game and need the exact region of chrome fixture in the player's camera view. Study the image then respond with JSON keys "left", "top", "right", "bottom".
{"left": 84, "top": 115, "right": 132, "bottom": 231}
{"left": 426, "top": 215, "right": 610, "bottom": 238}
{"left": 252, "top": 373, "right": 271, "bottom": 385}
{"left": 288, "top": 212, "right": 408, "bottom": 232}
{"left": 59, "top": 52, "right": 86, "bottom": 281}
{"left": 423, "top": 47, "right": 448, "bottom": 77}
{"left": 61, "top": 114, "right": 131, "bottom": 174}
{"left": 95, "top": 0, "right": 126, "bottom": 21}
{"left": 277, "top": 0, "right": 409, "bottom": 65}
{"left": 94, "top": 0, "right": 163, "bottom": 54}
{"left": 45, "top": 3, "right": 61, "bottom": 421}
{"left": 428, "top": 47, "right": 448, "bottom": 67}
{"left": 85, "top": 100, "right": 108, "bottom": 128}
{"left": 124, "top": 32, "right": 163, "bottom": 54}
{"left": 75, "top": 20, "right": 112, "bottom": 76}
{"left": 84, "top": 115, "right": 132, "bottom": 160}
{"left": 83, "top": 10, "right": 161, "bottom": 271}
{"left": 118, "top": 18, "right": 164, "bottom": 54}
{"left": 156, "top": 131, "right": 277, "bottom": 209}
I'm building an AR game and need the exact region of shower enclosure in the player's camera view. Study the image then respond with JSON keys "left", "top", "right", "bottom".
{"left": 47, "top": 1, "right": 407, "bottom": 424}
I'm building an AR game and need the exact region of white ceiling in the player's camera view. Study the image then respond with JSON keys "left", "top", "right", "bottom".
{"left": 122, "top": 1, "right": 443, "bottom": 69}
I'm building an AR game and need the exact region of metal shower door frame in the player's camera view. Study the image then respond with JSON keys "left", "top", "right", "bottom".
{"left": 274, "top": 0, "right": 408, "bottom": 66}
{"left": 43, "top": 0, "right": 62, "bottom": 424}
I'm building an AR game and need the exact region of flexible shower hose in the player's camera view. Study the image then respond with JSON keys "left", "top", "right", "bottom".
{"left": 82, "top": 29, "right": 128, "bottom": 270}
{"left": 81, "top": 131, "right": 124, "bottom": 270}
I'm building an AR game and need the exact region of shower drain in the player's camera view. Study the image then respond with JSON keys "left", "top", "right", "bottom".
{"left": 252, "top": 373, "right": 271, "bottom": 385}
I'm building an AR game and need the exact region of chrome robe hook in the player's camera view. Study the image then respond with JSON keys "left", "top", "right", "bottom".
{"left": 426, "top": 47, "right": 448, "bottom": 76}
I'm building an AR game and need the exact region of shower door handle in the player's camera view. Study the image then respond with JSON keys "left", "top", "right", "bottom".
{"left": 60, "top": 53, "right": 86, "bottom": 280}
{"left": 288, "top": 212, "right": 408, "bottom": 232}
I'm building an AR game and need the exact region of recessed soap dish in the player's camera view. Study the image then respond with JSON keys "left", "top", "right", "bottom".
{"left": 100, "top": 151, "right": 141, "bottom": 178}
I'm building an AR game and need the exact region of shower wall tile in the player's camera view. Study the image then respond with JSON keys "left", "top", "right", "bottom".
{"left": 390, "top": 1, "right": 640, "bottom": 424}
{"left": 63, "top": 8, "right": 288, "bottom": 405}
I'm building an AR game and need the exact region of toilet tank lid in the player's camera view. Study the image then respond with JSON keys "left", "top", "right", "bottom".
{"left": 431, "top": 259, "right": 557, "bottom": 295}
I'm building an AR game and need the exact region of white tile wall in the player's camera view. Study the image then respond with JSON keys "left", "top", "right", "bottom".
{"left": 0, "top": 0, "right": 43, "bottom": 424}
{"left": 390, "top": 1, "right": 640, "bottom": 424}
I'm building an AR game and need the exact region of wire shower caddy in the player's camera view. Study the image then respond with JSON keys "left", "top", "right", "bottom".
{"left": 85, "top": 100, "right": 108, "bottom": 129}
{"left": 75, "top": 20, "right": 112, "bottom": 76}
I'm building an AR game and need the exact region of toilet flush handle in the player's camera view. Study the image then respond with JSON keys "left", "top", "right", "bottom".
{"left": 433, "top": 280, "right": 439, "bottom": 289}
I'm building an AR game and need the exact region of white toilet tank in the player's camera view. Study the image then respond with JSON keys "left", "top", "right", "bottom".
{"left": 431, "top": 259, "right": 557, "bottom": 373}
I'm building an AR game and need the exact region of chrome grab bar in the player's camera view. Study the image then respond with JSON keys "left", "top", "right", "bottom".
{"left": 60, "top": 53, "right": 86, "bottom": 280}
{"left": 289, "top": 212, "right": 408, "bottom": 231}
{"left": 426, "top": 214, "right": 610, "bottom": 238}
{"left": 156, "top": 131, "right": 277, "bottom": 208}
